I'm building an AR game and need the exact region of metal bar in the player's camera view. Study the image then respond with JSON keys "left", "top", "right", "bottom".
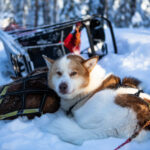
{"left": 84, "top": 22, "right": 96, "bottom": 56}
{"left": 22, "top": 55, "right": 32, "bottom": 73}
{"left": 23, "top": 42, "right": 64, "bottom": 50}
{"left": 60, "top": 30, "right": 66, "bottom": 56}
{"left": 8, "top": 18, "right": 82, "bottom": 35}
{"left": 95, "top": 15, "right": 118, "bottom": 54}
{"left": 17, "top": 17, "right": 92, "bottom": 41}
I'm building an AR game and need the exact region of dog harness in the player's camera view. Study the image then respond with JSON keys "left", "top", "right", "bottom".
{"left": 134, "top": 89, "right": 144, "bottom": 97}
{"left": 66, "top": 93, "right": 93, "bottom": 116}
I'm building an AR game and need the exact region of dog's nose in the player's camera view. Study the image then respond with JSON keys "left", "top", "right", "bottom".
{"left": 59, "top": 82, "right": 68, "bottom": 94}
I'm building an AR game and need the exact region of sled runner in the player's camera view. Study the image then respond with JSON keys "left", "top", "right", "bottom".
{"left": 0, "top": 15, "right": 117, "bottom": 77}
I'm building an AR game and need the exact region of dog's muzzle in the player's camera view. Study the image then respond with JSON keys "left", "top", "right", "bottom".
{"left": 59, "top": 82, "right": 68, "bottom": 94}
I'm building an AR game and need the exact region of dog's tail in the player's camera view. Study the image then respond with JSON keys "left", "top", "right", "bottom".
{"left": 122, "top": 77, "right": 142, "bottom": 89}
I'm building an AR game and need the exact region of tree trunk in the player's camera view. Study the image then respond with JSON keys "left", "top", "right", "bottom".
{"left": 34, "top": 0, "right": 39, "bottom": 27}
{"left": 104, "top": 0, "right": 108, "bottom": 18}
{"left": 53, "top": 0, "right": 57, "bottom": 24}
{"left": 42, "top": 0, "right": 51, "bottom": 25}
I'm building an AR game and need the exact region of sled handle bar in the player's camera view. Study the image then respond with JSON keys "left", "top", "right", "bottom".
{"left": 93, "top": 15, "right": 118, "bottom": 54}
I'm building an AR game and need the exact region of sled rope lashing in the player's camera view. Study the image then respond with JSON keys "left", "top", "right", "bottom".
{"left": 114, "top": 99, "right": 150, "bottom": 150}
{"left": 0, "top": 86, "right": 9, "bottom": 104}
{"left": 0, "top": 73, "right": 50, "bottom": 120}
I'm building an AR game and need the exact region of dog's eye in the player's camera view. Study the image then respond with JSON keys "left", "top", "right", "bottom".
{"left": 56, "top": 71, "right": 62, "bottom": 76}
{"left": 70, "top": 71, "right": 77, "bottom": 76}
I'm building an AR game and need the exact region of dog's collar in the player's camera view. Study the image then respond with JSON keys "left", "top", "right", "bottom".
{"left": 134, "top": 89, "right": 143, "bottom": 97}
{"left": 66, "top": 93, "right": 93, "bottom": 116}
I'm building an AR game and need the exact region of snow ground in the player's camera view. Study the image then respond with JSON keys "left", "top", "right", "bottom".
{"left": 0, "top": 28, "right": 150, "bottom": 150}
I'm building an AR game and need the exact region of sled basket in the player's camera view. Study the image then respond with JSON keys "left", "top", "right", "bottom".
{"left": 0, "top": 15, "right": 117, "bottom": 77}
{"left": 0, "top": 67, "right": 60, "bottom": 120}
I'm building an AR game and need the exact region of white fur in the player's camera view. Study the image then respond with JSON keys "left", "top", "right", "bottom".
{"left": 140, "top": 93, "right": 150, "bottom": 101}
{"left": 46, "top": 54, "right": 150, "bottom": 145}
{"left": 83, "top": 64, "right": 106, "bottom": 93}
{"left": 116, "top": 87, "right": 150, "bottom": 102}
{"left": 48, "top": 89, "right": 150, "bottom": 145}
{"left": 116, "top": 87, "right": 139, "bottom": 95}
{"left": 51, "top": 56, "right": 74, "bottom": 95}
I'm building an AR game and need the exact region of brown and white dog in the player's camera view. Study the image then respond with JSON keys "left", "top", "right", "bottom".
{"left": 43, "top": 54, "right": 150, "bottom": 145}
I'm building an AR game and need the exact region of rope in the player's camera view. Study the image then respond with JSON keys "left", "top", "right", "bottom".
{"left": 114, "top": 120, "right": 150, "bottom": 150}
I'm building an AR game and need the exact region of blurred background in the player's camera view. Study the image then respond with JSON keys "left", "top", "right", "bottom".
{"left": 0, "top": 0, "right": 150, "bottom": 28}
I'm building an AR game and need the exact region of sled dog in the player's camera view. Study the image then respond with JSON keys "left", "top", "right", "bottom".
{"left": 43, "top": 54, "right": 150, "bottom": 145}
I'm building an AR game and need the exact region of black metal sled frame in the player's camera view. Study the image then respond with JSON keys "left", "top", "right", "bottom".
{"left": 1, "top": 15, "right": 118, "bottom": 77}
{"left": 16, "top": 15, "right": 117, "bottom": 54}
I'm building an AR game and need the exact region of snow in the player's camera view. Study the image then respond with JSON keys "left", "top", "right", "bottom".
{"left": 103, "top": 28, "right": 150, "bottom": 93}
{"left": 0, "top": 40, "right": 12, "bottom": 85}
{"left": 0, "top": 28, "right": 150, "bottom": 150}
{"left": 132, "top": 12, "right": 142, "bottom": 26}
{"left": 141, "top": 0, "right": 150, "bottom": 14}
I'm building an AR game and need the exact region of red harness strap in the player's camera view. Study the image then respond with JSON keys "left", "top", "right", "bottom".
{"left": 114, "top": 120, "right": 150, "bottom": 150}
{"left": 114, "top": 138, "right": 131, "bottom": 150}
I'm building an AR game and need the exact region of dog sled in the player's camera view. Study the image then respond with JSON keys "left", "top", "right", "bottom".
{"left": 0, "top": 15, "right": 117, "bottom": 77}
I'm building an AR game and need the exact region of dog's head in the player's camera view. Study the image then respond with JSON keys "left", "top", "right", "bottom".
{"left": 43, "top": 54, "right": 99, "bottom": 99}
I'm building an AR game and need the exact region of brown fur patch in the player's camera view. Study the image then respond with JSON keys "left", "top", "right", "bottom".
{"left": 67, "top": 55, "right": 85, "bottom": 63}
{"left": 95, "top": 74, "right": 121, "bottom": 93}
{"left": 115, "top": 94, "right": 150, "bottom": 130}
{"left": 143, "top": 98, "right": 150, "bottom": 105}
{"left": 68, "top": 55, "right": 89, "bottom": 88}
{"left": 122, "top": 77, "right": 141, "bottom": 88}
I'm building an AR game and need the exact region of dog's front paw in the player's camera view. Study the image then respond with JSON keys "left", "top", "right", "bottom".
{"left": 47, "top": 116, "right": 85, "bottom": 145}
{"left": 60, "top": 137, "right": 83, "bottom": 145}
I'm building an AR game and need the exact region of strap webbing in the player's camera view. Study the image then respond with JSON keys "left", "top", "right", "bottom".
{"left": 0, "top": 72, "right": 50, "bottom": 120}
{"left": 0, "top": 86, "right": 9, "bottom": 104}
{"left": 0, "top": 108, "right": 39, "bottom": 120}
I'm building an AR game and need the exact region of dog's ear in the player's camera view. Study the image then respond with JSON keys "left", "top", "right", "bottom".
{"left": 42, "top": 55, "right": 54, "bottom": 70}
{"left": 83, "top": 56, "right": 99, "bottom": 72}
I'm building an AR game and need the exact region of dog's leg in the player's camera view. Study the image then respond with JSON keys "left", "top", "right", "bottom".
{"left": 46, "top": 113, "right": 107, "bottom": 145}
{"left": 47, "top": 116, "right": 89, "bottom": 145}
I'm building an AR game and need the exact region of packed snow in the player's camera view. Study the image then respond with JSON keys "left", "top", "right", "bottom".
{"left": 0, "top": 28, "right": 150, "bottom": 150}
